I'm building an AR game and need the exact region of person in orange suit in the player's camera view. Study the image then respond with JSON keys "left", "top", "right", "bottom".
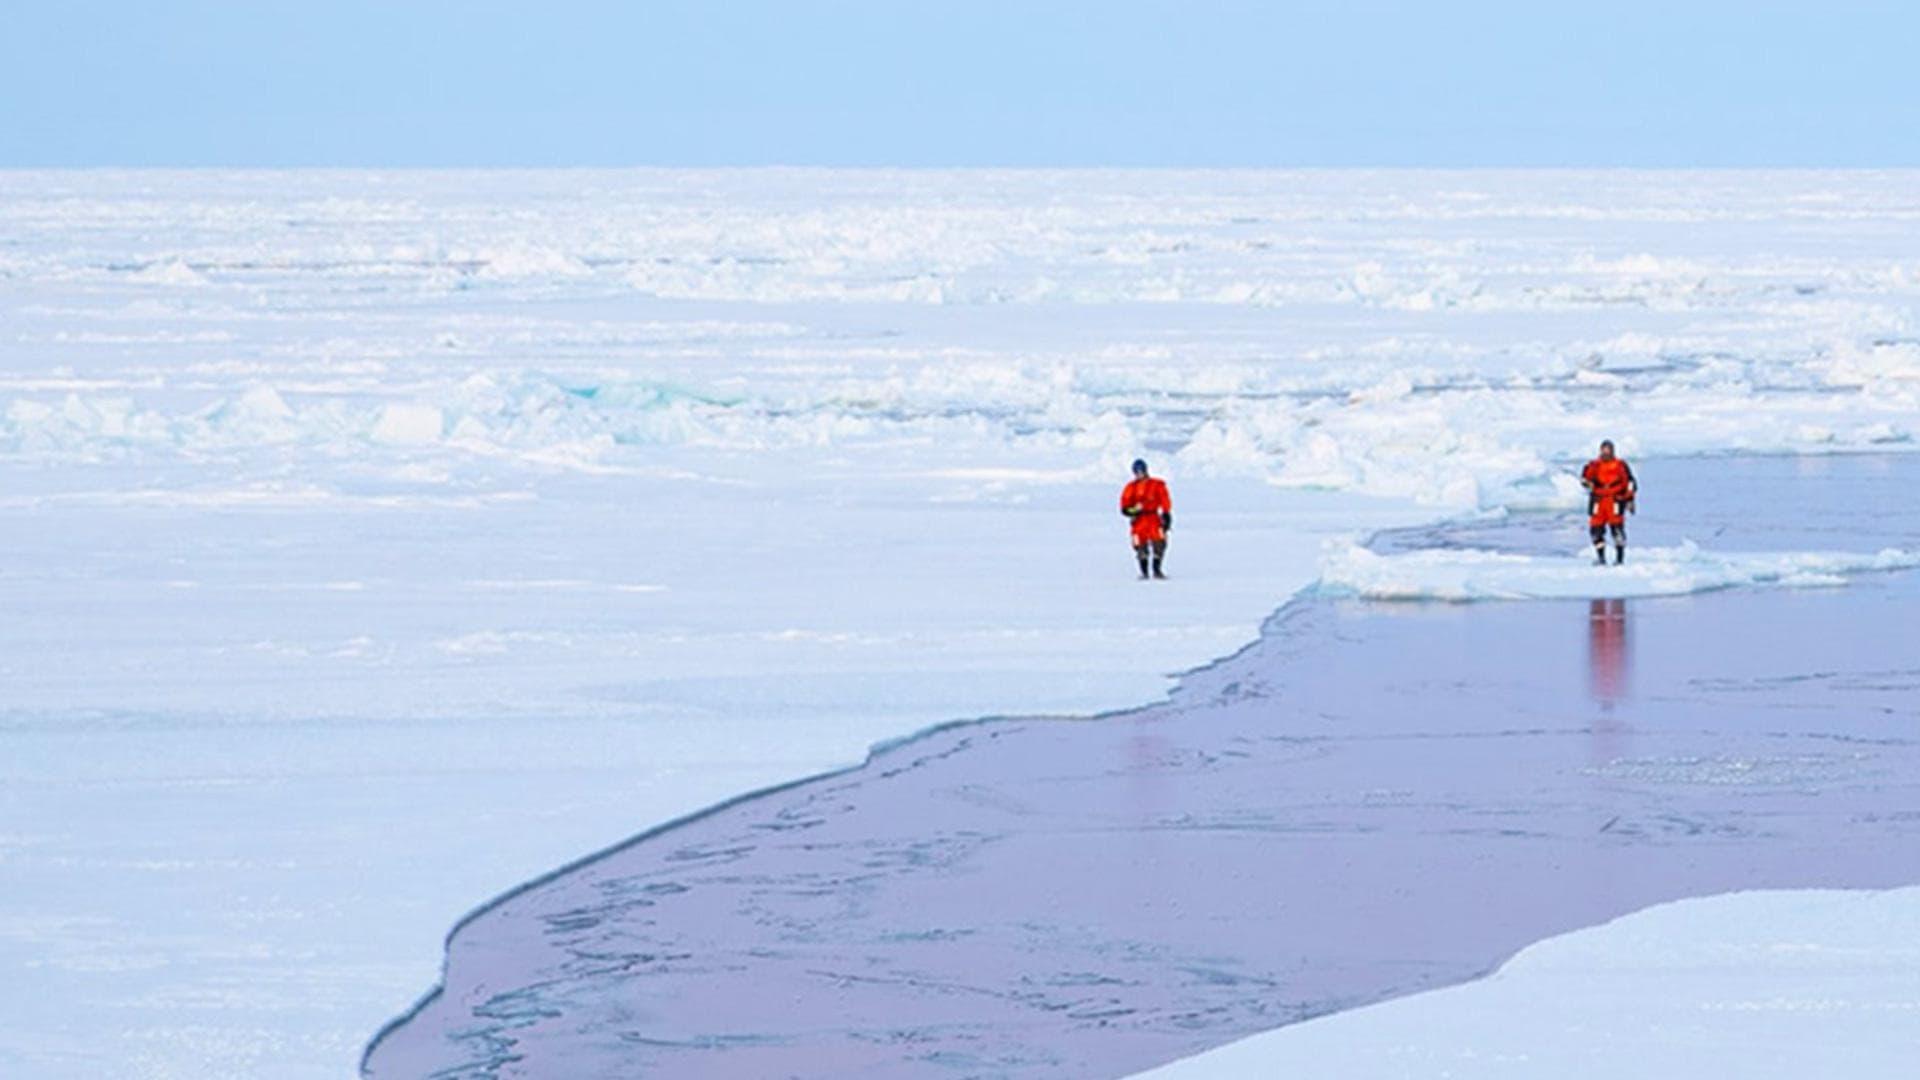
{"left": 1580, "top": 440, "right": 1638, "bottom": 566}
{"left": 1120, "top": 458, "right": 1173, "bottom": 580}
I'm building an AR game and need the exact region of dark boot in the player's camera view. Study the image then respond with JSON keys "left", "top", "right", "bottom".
{"left": 1136, "top": 551, "right": 1150, "bottom": 580}
{"left": 1594, "top": 547, "right": 1608, "bottom": 566}
{"left": 1151, "top": 557, "right": 1166, "bottom": 580}
{"left": 1614, "top": 545, "right": 1626, "bottom": 565}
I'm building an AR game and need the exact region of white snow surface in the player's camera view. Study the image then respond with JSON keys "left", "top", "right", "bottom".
{"left": 1319, "top": 539, "right": 1920, "bottom": 601}
{"left": 2, "top": 169, "right": 1918, "bottom": 1078}
{"left": 1132, "top": 886, "right": 1920, "bottom": 1080}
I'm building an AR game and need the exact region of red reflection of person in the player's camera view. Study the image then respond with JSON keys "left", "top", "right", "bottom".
{"left": 1587, "top": 598, "right": 1630, "bottom": 709}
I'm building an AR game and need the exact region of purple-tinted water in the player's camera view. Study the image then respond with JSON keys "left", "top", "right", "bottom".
{"left": 365, "top": 455, "right": 1920, "bottom": 1079}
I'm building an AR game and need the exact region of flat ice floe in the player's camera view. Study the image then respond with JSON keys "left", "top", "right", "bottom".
{"left": 1134, "top": 886, "right": 1920, "bottom": 1080}
{"left": 1319, "top": 538, "right": 1920, "bottom": 601}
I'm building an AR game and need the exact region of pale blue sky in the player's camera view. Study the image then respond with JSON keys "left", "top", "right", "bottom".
{"left": 4, "top": 1, "right": 1916, "bottom": 166}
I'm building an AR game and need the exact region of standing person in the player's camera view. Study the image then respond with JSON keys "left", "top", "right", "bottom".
{"left": 1120, "top": 458, "right": 1172, "bottom": 580}
{"left": 1580, "top": 440, "right": 1637, "bottom": 565}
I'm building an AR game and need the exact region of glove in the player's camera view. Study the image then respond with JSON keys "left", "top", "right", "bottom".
{"left": 1160, "top": 511, "right": 1172, "bottom": 531}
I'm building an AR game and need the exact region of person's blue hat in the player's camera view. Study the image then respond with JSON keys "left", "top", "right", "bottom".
{"left": 1131, "top": 458, "right": 1149, "bottom": 475}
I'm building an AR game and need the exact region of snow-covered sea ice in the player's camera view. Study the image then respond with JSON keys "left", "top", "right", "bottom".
{"left": 2, "top": 169, "right": 1919, "bottom": 1078}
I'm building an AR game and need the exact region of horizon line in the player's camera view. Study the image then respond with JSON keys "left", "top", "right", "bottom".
{"left": 8, "top": 162, "right": 1920, "bottom": 172}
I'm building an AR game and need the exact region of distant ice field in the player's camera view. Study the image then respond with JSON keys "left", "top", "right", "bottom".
{"left": 1, "top": 170, "right": 1917, "bottom": 1078}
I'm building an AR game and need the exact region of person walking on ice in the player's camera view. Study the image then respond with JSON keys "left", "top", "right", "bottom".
{"left": 1120, "top": 458, "right": 1172, "bottom": 580}
{"left": 1581, "top": 440, "right": 1637, "bottom": 566}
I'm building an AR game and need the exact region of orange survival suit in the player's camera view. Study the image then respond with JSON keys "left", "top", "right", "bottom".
{"left": 1581, "top": 457, "right": 1636, "bottom": 527}
{"left": 1121, "top": 468, "right": 1173, "bottom": 579}
{"left": 1120, "top": 475, "right": 1172, "bottom": 545}
{"left": 1581, "top": 451, "right": 1637, "bottom": 566}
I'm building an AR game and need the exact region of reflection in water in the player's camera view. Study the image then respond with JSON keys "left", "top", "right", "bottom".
{"left": 1124, "top": 733, "right": 1177, "bottom": 883}
{"left": 1126, "top": 733, "right": 1175, "bottom": 819}
{"left": 1583, "top": 598, "right": 1633, "bottom": 890}
{"left": 1587, "top": 598, "right": 1631, "bottom": 708}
